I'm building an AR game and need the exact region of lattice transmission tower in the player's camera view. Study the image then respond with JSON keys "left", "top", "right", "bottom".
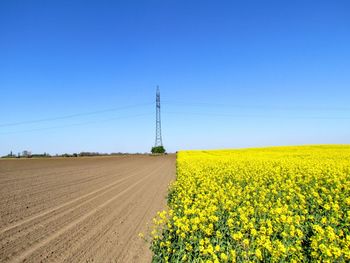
{"left": 154, "top": 86, "right": 163, "bottom": 147}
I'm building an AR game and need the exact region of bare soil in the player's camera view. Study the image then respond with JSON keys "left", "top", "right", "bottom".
{"left": 0, "top": 155, "right": 175, "bottom": 262}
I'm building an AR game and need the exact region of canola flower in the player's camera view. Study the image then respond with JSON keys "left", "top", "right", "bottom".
{"left": 151, "top": 145, "right": 350, "bottom": 262}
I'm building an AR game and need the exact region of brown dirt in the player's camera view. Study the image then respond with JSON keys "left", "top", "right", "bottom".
{"left": 0, "top": 155, "right": 175, "bottom": 263}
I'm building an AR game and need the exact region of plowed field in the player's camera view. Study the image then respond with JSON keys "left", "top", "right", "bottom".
{"left": 0, "top": 155, "right": 175, "bottom": 263}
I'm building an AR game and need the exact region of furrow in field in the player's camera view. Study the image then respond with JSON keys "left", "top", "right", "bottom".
{"left": 10, "top": 165, "right": 158, "bottom": 263}
{"left": 0, "top": 158, "right": 136, "bottom": 196}
{"left": 0, "top": 155, "right": 176, "bottom": 263}
{"left": 112, "top": 158, "right": 174, "bottom": 262}
{"left": 0, "top": 164, "right": 142, "bottom": 233}
{"left": 53, "top": 164, "right": 166, "bottom": 263}
{"left": 0, "top": 164, "right": 157, "bottom": 261}
{"left": 76, "top": 162, "right": 169, "bottom": 263}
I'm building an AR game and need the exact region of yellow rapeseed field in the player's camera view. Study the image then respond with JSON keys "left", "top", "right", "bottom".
{"left": 151, "top": 145, "right": 350, "bottom": 262}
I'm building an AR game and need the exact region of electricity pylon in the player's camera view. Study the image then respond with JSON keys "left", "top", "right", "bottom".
{"left": 155, "top": 86, "right": 163, "bottom": 147}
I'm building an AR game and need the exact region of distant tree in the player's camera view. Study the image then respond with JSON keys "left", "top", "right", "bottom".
{"left": 151, "top": 146, "right": 166, "bottom": 154}
{"left": 22, "top": 150, "right": 32, "bottom": 158}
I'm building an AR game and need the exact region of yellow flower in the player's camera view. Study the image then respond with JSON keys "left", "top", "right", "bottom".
{"left": 243, "top": 239, "right": 249, "bottom": 247}
{"left": 230, "top": 249, "right": 236, "bottom": 262}
{"left": 255, "top": 248, "right": 263, "bottom": 260}
{"left": 151, "top": 146, "right": 350, "bottom": 262}
{"left": 232, "top": 231, "right": 243, "bottom": 241}
{"left": 220, "top": 253, "right": 228, "bottom": 261}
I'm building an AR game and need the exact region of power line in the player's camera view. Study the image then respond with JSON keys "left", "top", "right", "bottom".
{"left": 162, "top": 101, "right": 350, "bottom": 112}
{"left": 3, "top": 100, "right": 348, "bottom": 129}
{"left": 2, "top": 111, "right": 348, "bottom": 136}
{"left": 163, "top": 111, "right": 350, "bottom": 120}
{"left": 0, "top": 113, "right": 153, "bottom": 135}
{"left": 2, "top": 101, "right": 348, "bottom": 136}
{"left": 0, "top": 102, "right": 153, "bottom": 128}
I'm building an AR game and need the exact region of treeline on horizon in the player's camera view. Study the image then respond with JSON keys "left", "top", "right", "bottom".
{"left": 1, "top": 151, "right": 148, "bottom": 159}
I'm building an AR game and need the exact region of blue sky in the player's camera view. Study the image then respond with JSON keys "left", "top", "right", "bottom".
{"left": 1, "top": 0, "right": 349, "bottom": 155}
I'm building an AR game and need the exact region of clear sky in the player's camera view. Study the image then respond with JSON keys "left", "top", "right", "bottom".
{"left": 1, "top": 0, "right": 349, "bottom": 155}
